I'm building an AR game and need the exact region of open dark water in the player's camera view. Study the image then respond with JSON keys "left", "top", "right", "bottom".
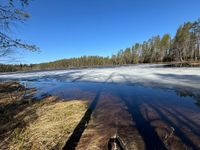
{"left": 19, "top": 76, "right": 200, "bottom": 150}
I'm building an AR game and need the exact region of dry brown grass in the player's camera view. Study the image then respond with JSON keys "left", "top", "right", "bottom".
{"left": 8, "top": 100, "right": 87, "bottom": 150}
{"left": 0, "top": 82, "right": 88, "bottom": 150}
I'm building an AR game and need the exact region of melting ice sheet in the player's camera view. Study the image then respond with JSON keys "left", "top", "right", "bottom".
{"left": 1, "top": 64, "right": 200, "bottom": 149}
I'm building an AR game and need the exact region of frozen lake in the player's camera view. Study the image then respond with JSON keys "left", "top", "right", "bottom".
{"left": 1, "top": 64, "right": 200, "bottom": 90}
{"left": 1, "top": 64, "right": 200, "bottom": 149}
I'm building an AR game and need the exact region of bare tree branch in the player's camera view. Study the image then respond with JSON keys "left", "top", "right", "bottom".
{"left": 0, "top": 0, "right": 39, "bottom": 60}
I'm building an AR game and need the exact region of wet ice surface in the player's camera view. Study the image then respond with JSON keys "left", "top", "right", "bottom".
{"left": 1, "top": 64, "right": 200, "bottom": 149}
{"left": 1, "top": 64, "right": 200, "bottom": 90}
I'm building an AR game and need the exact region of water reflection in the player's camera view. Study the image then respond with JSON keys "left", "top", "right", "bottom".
{"left": 22, "top": 78, "right": 200, "bottom": 150}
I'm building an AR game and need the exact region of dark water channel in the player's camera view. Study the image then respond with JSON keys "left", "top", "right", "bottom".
{"left": 20, "top": 77, "right": 200, "bottom": 150}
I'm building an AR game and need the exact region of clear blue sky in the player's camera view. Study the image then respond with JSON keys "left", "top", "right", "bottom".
{"left": 13, "top": 0, "right": 200, "bottom": 64}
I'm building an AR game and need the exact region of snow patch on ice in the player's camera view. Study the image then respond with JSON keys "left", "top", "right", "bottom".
{"left": 0, "top": 64, "right": 200, "bottom": 90}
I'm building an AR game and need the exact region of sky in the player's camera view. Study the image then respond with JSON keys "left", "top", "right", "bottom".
{"left": 8, "top": 0, "right": 200, "bottom": 64}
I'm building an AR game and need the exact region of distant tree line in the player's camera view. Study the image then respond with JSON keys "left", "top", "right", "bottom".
{"left": 111, "top": 19, "right": 200, "bottom": 64}
{"left": 0, "top": 18, "right": 200, "bottom": 72}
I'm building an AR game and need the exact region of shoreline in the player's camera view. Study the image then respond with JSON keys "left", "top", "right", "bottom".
{"left": 0, "top": 82, "right": 88, "bottom": 150}
{"left": 1, "top": 61, "right": 200, "bottom": 74}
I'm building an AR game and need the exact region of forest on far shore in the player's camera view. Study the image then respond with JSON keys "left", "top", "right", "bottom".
{"left": 0, "top": 18, "right": 200, "bottom": 72}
